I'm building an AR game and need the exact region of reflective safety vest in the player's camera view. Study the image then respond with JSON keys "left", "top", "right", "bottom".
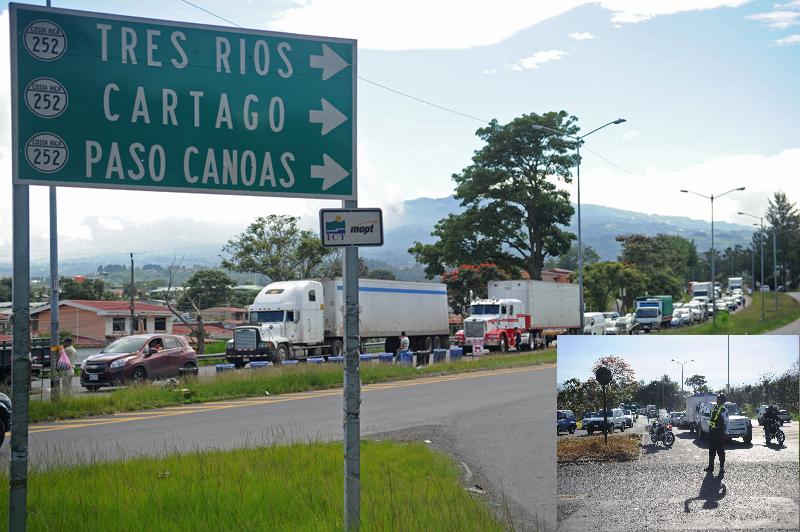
{"left": 709, "top": 404, "right": 725, "bottom": 430}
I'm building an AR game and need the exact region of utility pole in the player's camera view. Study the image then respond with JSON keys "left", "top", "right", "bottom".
{"left": 772, "top": 226, "right": 778, "bottom": 311}
{"left": 49, "top": 186, "right": 60, "bottom": 400}
{"left": 129, "top": 253, "right": 135, "bottom": 335}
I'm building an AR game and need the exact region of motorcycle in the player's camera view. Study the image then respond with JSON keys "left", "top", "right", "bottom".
{"left": 764, "top": 419, "right": 785, "bottom": 446}
{"left": 649, "top": 420, "right": 675, "bottom": 447}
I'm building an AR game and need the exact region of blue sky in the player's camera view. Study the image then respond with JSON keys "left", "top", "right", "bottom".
{"left": 557, "top": 334, "right": 800, "bottom": 389}
{"left": 0, "top": 0, "right": 798, "bottom": 260}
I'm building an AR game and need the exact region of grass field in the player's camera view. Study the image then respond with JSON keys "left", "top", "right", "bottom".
{"left": 661, "top": 292, "right": 800, "bottom": 335}
{"left": 29, "top": 349, "right": 555, "bottom": 423}
{"left": 0, "top": 441, "right": 504, "bottom": 531}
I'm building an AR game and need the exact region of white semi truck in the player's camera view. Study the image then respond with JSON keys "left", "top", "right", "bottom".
{"left": 226, "top": 278, "right": 449, "bottom": 365}
{"left": 453, "top": 280, "right": 581, "bottom": 352}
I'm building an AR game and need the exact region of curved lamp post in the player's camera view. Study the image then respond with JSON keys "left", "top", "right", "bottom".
{"left": 533, "top": 118, "right": 626, "bottom": 333}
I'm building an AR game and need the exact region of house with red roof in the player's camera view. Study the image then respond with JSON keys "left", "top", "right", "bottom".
{"left": 30, "top": 300, "right": 175, "bottom": 346}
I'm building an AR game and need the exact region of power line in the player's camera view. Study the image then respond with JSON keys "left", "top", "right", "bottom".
{"left": 176, "top": 0, "right": 634, "bottom": 175}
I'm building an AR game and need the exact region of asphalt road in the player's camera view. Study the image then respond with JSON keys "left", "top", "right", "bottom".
{"left": 558, "top": 417, "right": 800, "bottom": 531}
{"left": 4, "top": 364, "right": 556, "bottom": 531}
{"left": 768, "top": 292, "right": 800, "bottom": 335}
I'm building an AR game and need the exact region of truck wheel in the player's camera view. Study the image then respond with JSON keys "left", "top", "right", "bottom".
{"left": 332, "top": 340, "right": 344, "bottom": 356}
{"left": 433, "top": 336, "right": 441, "bottom": 349}
{"left": 424, "top": 337, "right": 433, "bottom": 352}
{"left": 276, "top": 344, "right": 290, "bottom": 362}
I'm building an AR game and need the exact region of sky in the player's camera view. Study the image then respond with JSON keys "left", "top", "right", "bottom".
{"left": 557, "top": 334, "right": 800, "bottom": 389}
{"left": 0, "top": 0, "right": 799, "bottom": 262}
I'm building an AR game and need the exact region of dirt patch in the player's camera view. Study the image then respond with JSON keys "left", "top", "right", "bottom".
{"left": 557, "top": 433, "right": 641, "bottom": 463}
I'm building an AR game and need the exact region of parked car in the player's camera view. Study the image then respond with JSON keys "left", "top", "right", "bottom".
{"left": 583, "top": 409, "right": 626, "bottom": 434}
{"left": 0, "top": 391, "right": 10, "bottom": 447}
{"left": 615, "top": 315, "right": 639, "bottom": 335}
{"left": 80, "top": 334, "right": 197, "bottom": 391}
{"left": 778, "top": 409, "right": 792, "bottom": 424}
{"left": 557, "top": 410, "right": 577, "bottom": 434}
{"left": 669, "top": 411, "right": 685, "bottom": 427}
{"left": 603, "top": 318, "right": 620, "bottom": 335}
{"left": 583, "top": 313, "right": 608, "bottom": 335}
{"left": 623, "top": 409, "right": 634, "bottom": 428}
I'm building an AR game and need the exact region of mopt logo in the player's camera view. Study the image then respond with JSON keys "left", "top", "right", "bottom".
{"left": 319, "top": 208, "right": 384, "bottom": 247}
{"left": 325, "top": 215, "right": 347, "bottom": 242}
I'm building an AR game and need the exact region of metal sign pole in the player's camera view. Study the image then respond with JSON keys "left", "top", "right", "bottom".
{"left": 49, "top": 186, "right": 60, "bottom": 400}
{"left": 9, "top": 183, "right": 31, "bottom": 532}
{"left": 342, "top": 201, "right": 361, "bottom": 530}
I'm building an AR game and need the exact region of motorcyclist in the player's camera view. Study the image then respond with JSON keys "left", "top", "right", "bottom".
{"left": 763, "top": 404, "right": 781, "bottom": 433}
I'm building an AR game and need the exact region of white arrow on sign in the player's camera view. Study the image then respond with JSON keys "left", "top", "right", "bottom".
{"left": 309, "top": 98, "right": 348, "bottom": 135}
{"left": 310, "top": 44, "right": 349, "bottom": 81}
{"left": 311, "top": 154, "right": 350, "bottom": 191}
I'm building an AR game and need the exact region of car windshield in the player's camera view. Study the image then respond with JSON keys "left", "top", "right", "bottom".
{"left": 725, "top": 403, "right": 743, "bottom": 415}
{"left": 101, "top": 337, "right": 146, "bottom": 354}
{"left": 250, "top": 310, "right": 285, "bottom": 323}
{"left": 585, "top": 412, "right": 598, "bottom": 418}
{"left": 635, "top": 308, "right": 659, "bottom": 318}
{"left": 470, "top": 304, "right": 500, "bottom": 315}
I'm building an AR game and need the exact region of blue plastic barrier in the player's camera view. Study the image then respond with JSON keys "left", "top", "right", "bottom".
{"left": 433, "top": 349, "right": 447, "bottom": 363}
{"left": 378, "top": 353, "right": 394, "bottom": 363}
{"left": 328, "top": 356, "right": 345, "bottom": 363}
{"left": 360, "top": 354, "right": 378, "bottom": 362}
{"left": 307, "top": 357, "right": 325, "bottom": 364}
{"left": 215, "top": 363, "right": 236, "bottom": 372}
{"left": 250, "top": 361, "right": 272, "bottom": 369}
{"left": 449, "top": 347, "right": 463, "bottom": 361}
{"left": 281, "top": 360, "right": 299, "bottom": 365}
{"left": 398, "top": 351, "right": 414, "bottom": 366}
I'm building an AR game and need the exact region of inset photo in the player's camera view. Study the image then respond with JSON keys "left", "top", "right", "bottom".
{"left": 556, "top": 335, "right": 799, "bottom": 531}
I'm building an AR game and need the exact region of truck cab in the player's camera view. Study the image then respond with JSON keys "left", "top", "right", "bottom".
{"left": 229, "top": 280, "right": 325, "bottom": 364}
{"left": 455, "top": 298, "right": 525, "bottom": 352}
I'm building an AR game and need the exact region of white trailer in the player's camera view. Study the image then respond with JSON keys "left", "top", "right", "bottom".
{"left": 728, "top": 277, "right": 743, "bottom": 292}
{"left": 227, "top": 278, "right": 449, "bottom": 365}
{"left": 488, "top": 280, "right": 580, "bottom": 329}
{"left": 685, "top": 392, "right": 716, "bottom": 433}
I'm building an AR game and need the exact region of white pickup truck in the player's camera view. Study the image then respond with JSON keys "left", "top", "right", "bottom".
{"left": 582, "top": 408, "right": 626, "bottom": 435}
{"left": 695, "top": 399, "right": 753, "bottom": 443}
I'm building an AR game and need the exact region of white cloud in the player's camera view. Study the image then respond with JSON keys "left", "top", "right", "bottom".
{"left": 746, "top": 10, "right": 800, "bottom": 29}
{"left": 561, "top": 148, "right": 800, "bottom": 224}
{"left": 568, "top": 31, "right": 595, "bottom": 40}
{"left": 482, "top": 68, "right": 498, "bottom": 74}
{"left": 774, "top": 33, "right": 800, "bottom": 44}
{"left": 621, "top": 130, "right": 639, "bottom": 141}
{"left": 266, "top": 0, "right": 750, "bottom": 50}
{"left": 507, "top": 49, "right": 570, "bottom": 71}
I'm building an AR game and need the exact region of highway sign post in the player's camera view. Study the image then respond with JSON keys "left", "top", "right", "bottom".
{"left": 9, "top": 4, "right": 359, "bottom": 529}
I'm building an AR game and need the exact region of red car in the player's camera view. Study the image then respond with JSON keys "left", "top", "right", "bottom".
{"left": 80, "top": 334, "right": 197, "bottom": 391}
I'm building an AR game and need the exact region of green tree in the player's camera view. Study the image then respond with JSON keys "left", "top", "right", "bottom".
{"left": 410, "top": 111, "right": 578, "bottom": 280}
{"left": 0, "top": 278, "right": 10, "bottom": 301}
{"left": 591, "top": 355, "right": 639, "bottom": 406}
{"left": 546, "top": 243, "right": 600, "bottom": 271}
{"left": 367, "top": 269, "right": 397, "bottom": 280}
{"left": 582, "top": 261, "right": 648, "bottom": 313}
{"left": 315, "top": 251, "right": 370, "bottom": 278}
{"left": 60, "top": 277, "right": 106, "bottom": 300}
{"left": 222, "top": 215, "right": 333, "bottom": 281}
{"left": 182, "top": 270, "right": 236, "bottom": 310}
{"left": 633, "top": 375, "right": 682, "bottom": 411}
{"left": 766, "top": 191, "right": 800, "bottom": 289}
{"left": 618, "top": 233, "right": 694, "bottom": 299}
{"left": 441, "top": 263, "right": 509, "bottom": 315}
{"left": 684, "top": 374, "right": 709, "bottom": 394}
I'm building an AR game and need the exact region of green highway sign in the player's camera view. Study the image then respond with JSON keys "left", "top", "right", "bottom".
{"left": 10, "top": 3, "right": 356, "bottom": 199}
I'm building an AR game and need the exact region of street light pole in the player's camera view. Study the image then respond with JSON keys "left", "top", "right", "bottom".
{"left": 681, "top": 187, "right": 745, "bottom": 325}
{"left": 533, "top": 118, "right": 627, "bottom": 333}
{"left": 130, "top": 253, "right": 135, "bottom": 335}
{"left": 738, "top": 211, "right": 766, "bottom": 321}
{"left": 671, "top": 358, "right": 694, "bottom": 396}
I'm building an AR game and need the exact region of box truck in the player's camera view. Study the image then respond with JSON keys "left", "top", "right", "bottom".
{"left": 226, "top": 278, "right": 449, "bottom": 365}
{"left": 633, "top": 295, "right": 673, "bottom": 332}
{"left": 686, "top": 393, "right": 752, "bottom": 443}
{"left": 453, "top": 280, "right": 581, "bottom": 351}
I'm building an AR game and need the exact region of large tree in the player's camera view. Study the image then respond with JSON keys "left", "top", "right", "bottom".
{"left": 582, "top": 261, "right": 648, "bottom": 313}
{"left": 685, "top": 374, "right": 709, "bottom": 394}
{"left": 591, "top": 355, "right": 638, "bottom": 405}
{"left": 410, "top": 111, "right": 578, "bottom": 280}
{"left": 618, "top": 233, "right": 695, "bottom": 299}
{"left": 441, "top": 263, "right": 509, "bottom": 315}
{"left": 60, "top": 277, "right": 106, "bottom": 300}
{"left": 545, "top": 243, "right": 600, "bottom": 271}
{"left": 222, "top": 215, "right": 333, "bottom": 282}
{"left": 181, "top": 270, "right": 236, "bottom": 310}
{"left": 765, "top": 191, "right": 800, "bottom": 290}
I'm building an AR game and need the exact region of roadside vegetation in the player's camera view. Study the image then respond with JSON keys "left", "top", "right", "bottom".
{"left": 29, "top": 350, "right": 554, "bottom": 423}
{"left": 557, "top": 433, "right": 641, "bottom": 462}
{"left": 0, "top": 441, "right": 504, "bottom": 531}
{"left": 661, "top": 292, "right": 800, "bottom": 335}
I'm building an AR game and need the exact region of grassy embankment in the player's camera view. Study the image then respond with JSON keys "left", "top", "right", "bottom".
{"left": 29, "top": 350, "right": 554, "bottom": 423}
{"left": 557, "top": 433, "right": 641, "bottom": 462}
{"left": 0, "top": 441, "right": 504, "bottom": 531}
{"left": 661, "top": 292, "right": 800, "bottom": 335}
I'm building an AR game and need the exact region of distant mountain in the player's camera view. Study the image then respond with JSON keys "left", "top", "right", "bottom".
{"left": 1, "top": 196, "right": 755, "bottom": 277}
{"left": 359, "top": 196, "right": 755, "bottom": 266}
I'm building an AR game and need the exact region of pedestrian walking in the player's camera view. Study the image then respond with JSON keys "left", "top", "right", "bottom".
{"left": 59, "top": 337, "right": 78, "bottom": 396}
{"left": 705, "top": 393, "right": 728, "bottom": 476}
{"left": 513, "top": 328, "right": 522, "bottom": 351}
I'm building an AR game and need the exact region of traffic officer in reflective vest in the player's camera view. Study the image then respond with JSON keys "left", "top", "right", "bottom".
{"left": 705, "top": 393, "right": 729, "bottom": 475}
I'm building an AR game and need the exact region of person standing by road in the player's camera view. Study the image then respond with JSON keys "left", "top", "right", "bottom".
{"left": 705, "top": 393, "right": 729, "bottom": 476}
{"left": 513, "top": 328, "right": 522, "bottom": 351}
{"left": 60, "top": 337, "right": 78, "bottom": 396}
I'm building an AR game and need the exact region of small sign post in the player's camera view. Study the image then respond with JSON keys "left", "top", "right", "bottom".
{"left": 319, "top": 208, "right": 383, "bottom": 247}
{"left": 596, "top": 366, "right": 612, "bottom": 444}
